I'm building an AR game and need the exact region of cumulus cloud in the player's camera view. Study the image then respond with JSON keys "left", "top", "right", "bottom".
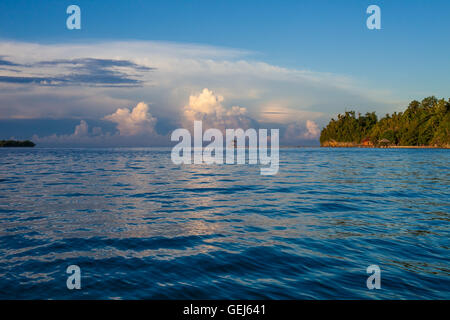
{"left": 32, "top": 120, "right": 105, "bottom": 146}
{"left": 32, "top": 118, "right": 166, "bottom": 147}
{"left": 73, "top": 120, "right": 89, "bottom": 136}
{"left": 28, "top": 90, "right": 322, "bottom": 146}
{"left": 32, "top": 102, "right": 163, "bottom": 146}
{"left": 283, "top": 120, "right": 321, "bottom": 146}
{"left": 304, "top": 120, "right": 320, "bottom": 139}
{"left": 104, "top": 102, "right": 157, "bottom": 136}
{"left": 183, "top": 88, "right": 253, "bottom": 131}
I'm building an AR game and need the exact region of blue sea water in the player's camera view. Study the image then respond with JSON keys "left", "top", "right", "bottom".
{"left": 0, "top": 147, "right": 449, "bottom": 299}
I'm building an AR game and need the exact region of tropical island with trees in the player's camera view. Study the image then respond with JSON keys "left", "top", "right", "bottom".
{"left": 320, "top": 96, "right": 450, "bottom": 148}
{"left": 0, "top": 140, "right": 35, "bottom": 147}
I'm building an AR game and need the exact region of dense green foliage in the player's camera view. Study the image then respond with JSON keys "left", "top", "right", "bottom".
{"left": 320, "top": 97, "right": 450, "bottom": 147}
{"left": 0, "top": 140, "right": 35, "bottom": 147}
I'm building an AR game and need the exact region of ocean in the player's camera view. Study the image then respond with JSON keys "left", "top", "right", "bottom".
{"left": 0, "top": 147, "right": 449, "bottom": 299}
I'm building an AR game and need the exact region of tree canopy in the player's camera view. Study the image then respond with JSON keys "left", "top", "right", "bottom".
{"left": 0, "top": 140, "right": 35, "bottom": 147}
{"left": 320, "top": 97, "right": 450, "bottom": 147}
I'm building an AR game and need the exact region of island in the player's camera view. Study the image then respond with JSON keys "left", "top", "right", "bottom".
{"left": 320, "top": 96, "right": 450, "bottom": 148}
{"left": 0, "top": 140, "right": 36, "bottom": 147}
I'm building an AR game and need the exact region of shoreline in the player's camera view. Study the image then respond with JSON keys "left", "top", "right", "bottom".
{"left": 319, "top": 145, "right": 449, "bottom": 149}
{"left": 320, "top": 140, "right": 449, "bottom": 149}
{"left": 386, "top": 145, "right": 449, "bottom": 149}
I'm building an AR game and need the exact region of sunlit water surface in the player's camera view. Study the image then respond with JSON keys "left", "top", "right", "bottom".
{"left": 0, "top": 148, "right": 449, "bottom": 299}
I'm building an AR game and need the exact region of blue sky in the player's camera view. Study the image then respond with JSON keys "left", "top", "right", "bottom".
{"left": 0, "top": 0, "right": 449, "bottom": 145}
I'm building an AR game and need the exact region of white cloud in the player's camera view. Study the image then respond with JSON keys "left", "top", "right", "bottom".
{"left": 32, "top": 120, "right": 98, "bottom": 145}
{"left": 73, "top": 120, "right": 88, "bottom": 136}
{"left": 182, "top": 88, "right": 252, "bottom": 131}
{"left": 185, "top": 88, "right": 225, "bottom": 115}
{"left": 32, "top": 118, "right": 166, "bottom": 147}
{"left": 283, "top": 120, "right": 321, "bottom": 145}
{"left": 305, "top": 120, "right": 320, "bottom": 139}
{"left": 104, "top": 102, "right": 156, "bottom": 136}
{"left": 0, "top": 40, "right": 398, "bottom": 124}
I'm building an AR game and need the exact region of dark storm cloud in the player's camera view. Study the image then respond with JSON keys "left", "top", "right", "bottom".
{"left": 0, "top": 57, "right": 155, "bottom": 87}
{"left": 0, "top": 56, "right": 22, "bottom": 67}
{"left": 36, "top": 58, "right": 153, "bottom": 71}
{"left": 0, "top": 76, "right": 59, "bottom": 84}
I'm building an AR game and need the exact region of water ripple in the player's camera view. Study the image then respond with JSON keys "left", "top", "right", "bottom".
{"left": 0, "top": 147, "right": 449, "bottom": 299}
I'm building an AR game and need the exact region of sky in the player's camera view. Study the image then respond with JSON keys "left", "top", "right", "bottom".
{"left": 0, "top": 0, "right": 449, "bottom": 146}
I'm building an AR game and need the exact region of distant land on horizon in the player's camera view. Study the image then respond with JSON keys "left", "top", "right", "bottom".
{"left": 0, "top": 140, "right": 35, "bottom": 148}
{"left": 320, "top": 97, "right": 450, "bottom": 149}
